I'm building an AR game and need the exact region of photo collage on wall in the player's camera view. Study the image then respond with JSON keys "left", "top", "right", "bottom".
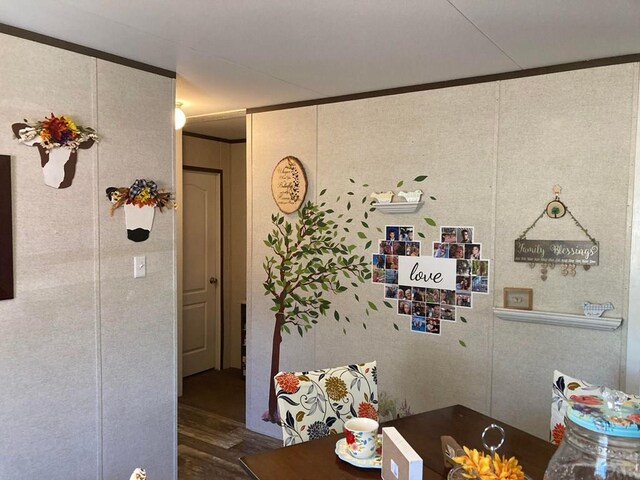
{"left": 372, "top": 225, "right": 490, "bottom": 336}
{"left": 434, "top": 226, "right": 490, "bottom": 298}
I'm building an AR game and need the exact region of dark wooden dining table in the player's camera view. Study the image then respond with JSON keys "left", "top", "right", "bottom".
{"left": 240, "top": 404, "right": 556, "bottom": 480}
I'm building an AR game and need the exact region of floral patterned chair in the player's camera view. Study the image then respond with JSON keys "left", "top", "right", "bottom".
{"left": 551, "top": 370, "right": 640, "bottom": 445}
{"left": 274, "top": 361, "right": 378, "bottom": 446}
{"left": 551, "top": 371, "right": 598, "bottom": 445}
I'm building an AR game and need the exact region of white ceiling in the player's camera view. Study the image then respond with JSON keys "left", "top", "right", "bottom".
{"left": 2, "top": 1, "right": 640, "bottom": 139}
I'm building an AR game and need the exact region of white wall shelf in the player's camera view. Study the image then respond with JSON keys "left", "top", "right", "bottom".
{"left": 493, "top": 308, "right": 622, "bottom": 331}
{"left": 372, "top": 201, "right": 423, "bottom": 214}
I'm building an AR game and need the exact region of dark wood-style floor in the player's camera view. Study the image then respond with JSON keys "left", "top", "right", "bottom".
{"left": 179, "top": 368, "right": 282, "bottom": 479}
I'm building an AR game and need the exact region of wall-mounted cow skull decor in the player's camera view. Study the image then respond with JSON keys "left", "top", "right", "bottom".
{"left": 107, "top": 179, "right": 173, "bottom": 242}
{"left": 12, "top": 113, "right": 98, "bottom": 189}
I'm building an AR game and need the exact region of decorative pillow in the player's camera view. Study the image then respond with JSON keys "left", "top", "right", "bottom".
{"left": 551, "top": 370, "right": 640, "bottom": 445}
{"left": 551, "top": 371, "right": 598, "bottom": 445}
{"left": 274, "top": 361, "right": 378, "bottom": 446}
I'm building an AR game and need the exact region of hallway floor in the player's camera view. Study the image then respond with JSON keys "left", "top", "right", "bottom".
{"left": 178, "top": 368, "right": 281, "bottom": 479}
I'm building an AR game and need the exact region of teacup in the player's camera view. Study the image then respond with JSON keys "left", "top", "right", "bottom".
{"left": 344, "top": 417, "right": 379, "bottom": 459}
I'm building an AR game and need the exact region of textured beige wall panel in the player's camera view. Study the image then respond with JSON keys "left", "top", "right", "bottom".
{"left": 183, "top": 135, "right": 227, "bottom": 169}
{"left": 313, "top": 84, "right": 498, "bottom": 418}
{"left": 229, "top": 142, "right": 247, "bottom": 368}
{"left": 247, "top": 107, "right": 317, "bottom": 437}
{"left": 0, "top": 34, "right": 99, "bottom": 479}
{"left": 0, "top": 33, "right": 176, "bottom": 480}
{"left": 492, "top": 64, "right": 635, "bottom": 438}
{"left": 97, "top": 60, "right": 175, "bottom": 480}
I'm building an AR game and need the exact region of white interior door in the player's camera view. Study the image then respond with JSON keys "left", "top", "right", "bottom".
{"left": 182, "top": 169, "right": 221, "bottom": 376}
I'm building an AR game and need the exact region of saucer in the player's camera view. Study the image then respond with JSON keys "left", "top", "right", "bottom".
{"left": 335, "top": 434, "right": 382, "bottom": 469}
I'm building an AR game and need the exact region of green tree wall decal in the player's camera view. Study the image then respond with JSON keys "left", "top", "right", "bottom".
{"left": 262, "top": 176, "right": 433, "bottom": 423}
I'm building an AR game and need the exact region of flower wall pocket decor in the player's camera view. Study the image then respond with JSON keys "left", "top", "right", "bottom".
{"left": 12, "top": 113, "right": 98, "bottom": 189}
{"left": 107, "top": 179, "right": 173, "bottom": 242}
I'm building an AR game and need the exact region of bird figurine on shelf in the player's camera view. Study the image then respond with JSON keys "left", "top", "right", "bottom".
{"left": 370, "top": 191, "right": 394, "bottom": 203}
{"left": 397, "top": 189, "right": 423, "bottom": 203}
{"left": 583, "top": 302, "right": 614, "bottom": 318}
{"left": 129, "top": 468, "right": 147, "bottom": 480}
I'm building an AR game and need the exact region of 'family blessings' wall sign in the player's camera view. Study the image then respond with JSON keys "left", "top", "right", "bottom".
{"left": 514, "top": 239, "right": 599, "bottom": 266}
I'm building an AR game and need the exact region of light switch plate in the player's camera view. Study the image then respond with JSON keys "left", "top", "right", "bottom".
{"left": 134, "top": 256, "right": 146, "bottom": 278}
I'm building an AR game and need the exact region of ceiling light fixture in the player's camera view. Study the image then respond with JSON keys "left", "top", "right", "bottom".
{"left": 175, "top": 102, "right": 186, "bottom": 130}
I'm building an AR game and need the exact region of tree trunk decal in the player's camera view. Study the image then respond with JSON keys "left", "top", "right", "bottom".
{"left": 268, "top": 312, "right": 284, "bottom": 421}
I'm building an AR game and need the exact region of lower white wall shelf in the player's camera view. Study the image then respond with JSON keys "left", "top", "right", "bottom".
{"left": 493, "top": 307, "right": 622, "bottom": 331}
{"left": 372, "top": 201, "right": 423, "bottom": 214}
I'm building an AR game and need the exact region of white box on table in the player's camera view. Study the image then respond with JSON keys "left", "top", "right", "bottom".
{"left": 381, "top": 426, "right": 423, "bottom": 480}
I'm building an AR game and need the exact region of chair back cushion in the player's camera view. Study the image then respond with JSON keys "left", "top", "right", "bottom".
{"left": 551, "top": 370, "right": 640, "bottom": 445}
{"left": 274, "top": 361, "right": 378, "bottom": 446}
{"left": 551, "top": 371, "right": 599, "bottom": 444}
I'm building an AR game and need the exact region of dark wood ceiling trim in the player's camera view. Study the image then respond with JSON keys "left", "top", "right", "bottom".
{"left": 0, "top": 23, "right": 176, "bottom": 79}
{"left": 247, "top": 53, "right": 640, "bottom": 114}
{"left": 183, "top": 131, "right": 246, "bottom": 144}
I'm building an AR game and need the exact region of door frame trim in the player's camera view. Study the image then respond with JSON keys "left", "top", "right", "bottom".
{"left": 183, "top": 165, "right": 224, "bottom": 370}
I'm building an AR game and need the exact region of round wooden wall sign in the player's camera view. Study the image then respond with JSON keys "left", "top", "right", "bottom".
{"left": 271, "top": 156, "right": 307, "bottom": 213}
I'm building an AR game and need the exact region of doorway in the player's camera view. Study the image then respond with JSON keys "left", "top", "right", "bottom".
{"left": 179, "top": 130, "right": 279, "bottom": 480}
{"left": 182, "top": 167, "right": 222, "bottom": 375}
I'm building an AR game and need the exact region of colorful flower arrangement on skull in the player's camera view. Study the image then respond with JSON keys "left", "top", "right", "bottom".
{"left": 15, "top": 113, "right": 98, "bottom": 152}
{"left": 107, "top": 179, "right": 172, "bottom": 215}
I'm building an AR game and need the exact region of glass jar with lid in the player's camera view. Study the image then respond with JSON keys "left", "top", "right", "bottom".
{"left": 544, "top": 389, "right": 640, "bottom": 480}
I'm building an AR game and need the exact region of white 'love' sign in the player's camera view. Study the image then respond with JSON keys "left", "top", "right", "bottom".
{"left": 398, "top": 256, "right": 456, "bottom": 290}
